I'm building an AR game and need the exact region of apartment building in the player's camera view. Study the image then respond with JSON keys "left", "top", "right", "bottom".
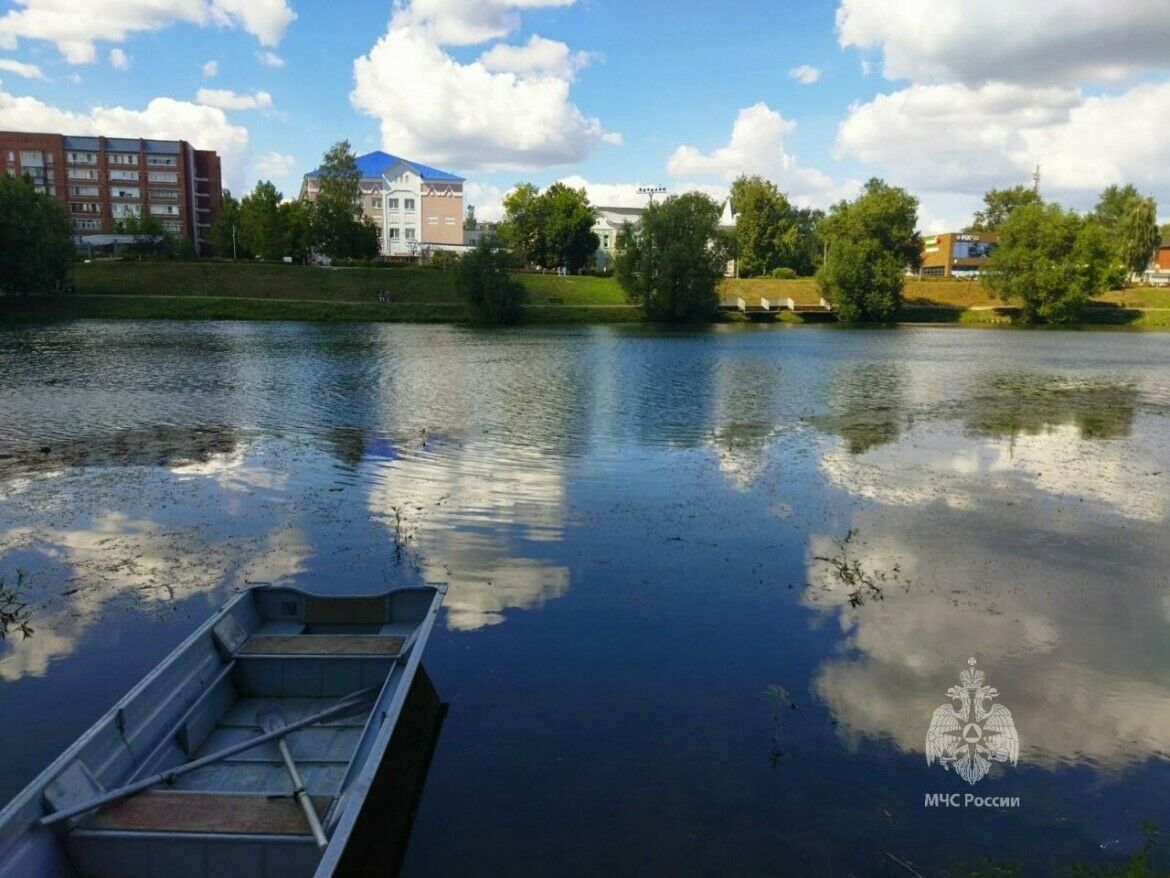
{"left": 300, "top": 151, "right": 465, "bottom": 257}
{"left": 0, "top": 131, "right": 223, "bottom": 253}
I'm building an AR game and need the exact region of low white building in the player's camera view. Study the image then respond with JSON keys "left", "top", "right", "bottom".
{"left": 591, "top": 206, "right": 644, "bottom": 269}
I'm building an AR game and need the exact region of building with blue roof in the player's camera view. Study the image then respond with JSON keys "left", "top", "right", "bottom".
{"left": 300, "top": 151, "right": 466, "bottom": 256}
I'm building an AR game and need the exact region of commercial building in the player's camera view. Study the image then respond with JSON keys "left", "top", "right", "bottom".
{"left": 300, "top": 151, "right": 465, "bottom": 257}
{"left": 0, "top": 130, "right": 222, "bottom": 253}
{"left": 920, "top": 232, "right": 998, "bottom": 277}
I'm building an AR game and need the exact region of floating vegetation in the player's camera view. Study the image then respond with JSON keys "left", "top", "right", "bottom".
{"left": 0, "top": 569, "right": 33, "bottom": 640}
{"left": 763, "top": 684, "right": 798, "bottom": 768}
{"left": 958, "top": 374, "right": 1140, "bottom": 441}
{"left": 809, "top": 528, "right": 907, "bottom": 608}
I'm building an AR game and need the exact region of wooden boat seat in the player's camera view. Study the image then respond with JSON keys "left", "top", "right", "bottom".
{"left": 238, "top": 635, "right": 404, "bottom": 657}
{"left": 82, "top": 790, "right": 331, "bottom": 836}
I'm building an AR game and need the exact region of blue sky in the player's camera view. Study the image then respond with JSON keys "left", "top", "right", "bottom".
{"left": 2, "top": 0, "right": 1168, "bottom": 228}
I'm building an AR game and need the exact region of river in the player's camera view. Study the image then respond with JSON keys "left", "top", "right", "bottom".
{"left": 1, "top": 321, "right": 1168, "bottom": 875}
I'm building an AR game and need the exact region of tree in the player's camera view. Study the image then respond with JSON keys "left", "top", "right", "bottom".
{"left": 281, "top": 198, "right": 316, "bottom": 263}
{"left": 968, "top": 185, "right": 1042, "bottom": 232}
{"left": 456, "top": 238, "right": 526, "bottom": 324}
{"left": 1117, "top": 196, "right": 1160, "bottom": 279}
{"left": 1091, "top": 184, "right": 1142, "bottom": 239}
{"left": 238, "top": 180, "right": 286, "bottom": 260}
{"left": 499, "top": 182, "right": 599, "bottom": 271}
{"left": 615, "top": 192, "right": 726, "bottom": 322}
{"left": 499, "top": 183, "right": 545, "bottom": 266}
{"left": 311, "top": 140, "right": 377, "bottom": 259}
{"left": 464, "top": 204, "right": 477, "bottom": 230}
{"left": 0, "top": 174, "right": 74, "bottom": 295}
{"left": 730, "top": 175, "right": 788, "bottom": 277}
{"left": 116, "top": 211, "right": 174, "bottom": 258}
{"left": 207, "top": 191, "right": 244, "bottom": 258}
{"left": 729, "top": 176, "right": 823, "bottom": 277}
{"left": 540, "top": 183, "right": 598, "bottom": 272}
{"left": 983, "top": 202, "right": 1111, "bottom": 324}
{"left": 816, "top": 178, "right": 920, "bottom": 321}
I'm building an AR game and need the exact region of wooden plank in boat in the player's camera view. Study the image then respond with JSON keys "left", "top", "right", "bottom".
{"left": 238, "top": 635, "right": 404, "bottom": 657}
{"left": 84, "top": 791, "right": 332, "bottom": 836}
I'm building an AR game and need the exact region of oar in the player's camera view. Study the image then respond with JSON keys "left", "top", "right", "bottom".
{"left": 40, "top": 685, "right": 381, "bottom": 827}
{"left": 259, "top": 710, "right": 328, "bottom": 849}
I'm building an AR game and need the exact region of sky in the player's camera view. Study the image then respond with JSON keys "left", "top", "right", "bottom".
{"left": 1, "top": 0, "right": 1168, "bottom": 230}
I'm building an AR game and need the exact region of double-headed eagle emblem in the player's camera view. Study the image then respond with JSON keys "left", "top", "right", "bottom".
{"left": 926, "top": 658, "right": 1019, "bottom": 785}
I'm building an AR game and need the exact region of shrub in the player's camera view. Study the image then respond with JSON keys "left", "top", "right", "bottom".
{"left": 456, "top": 241, "right": 526, "bottom": 324}
{"left": 770, "top": 267, "right": 798, "bottom": 279}
{"left": 430, "top": 250, "right": 463, "bottom": 270}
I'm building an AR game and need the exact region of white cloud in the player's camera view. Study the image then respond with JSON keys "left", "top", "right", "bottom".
{"left": 108, "top": 47, "right": 130, "bottom": 70}
{"left": 554, "top": 175, "right": 728, "bottom": 209}
{"left": 254, "top": 150, "right": 295, "bottom": 178}
{"left": 789, "top": 64, "right": 821, "bottom": 85}
{"left": 201, "top": 59, "right": 218, "bottom": 77}
{"left": 836, "top": 0, "right": 1170, "bottom": 86}
{"left": 464, "top": 181, "right": 506, "bottom": 222}
{"left": 0, "top": 0, "right": 295, "bottom": 65}
{"left": 391, "top": 0, "right": 575, "bottom": 47}
{"left": 667, "top": 103, "right": 851, "bottom": 204}
{"left": 836, "top": 81, "right": 1170, "bottom": 204}
{"left": 351, "top": 22, "right": 615, "bottom": 171}
{"left": 0, "top": 58, "right": 43, "bottom": 79}
{"left": 480, "top": 34, "right": 593, "bottom": 80}
{"left": 196, "top": 87, "right": 273, "bottom": 111}
{"left": 0, "top": 89, "right": 249, "bottom": 188}
{"left": 256, "top": 50, "right": 284, "bottom": 68}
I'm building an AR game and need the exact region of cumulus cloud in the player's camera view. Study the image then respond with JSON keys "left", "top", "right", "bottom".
{"left": 789, "top": 64, "right": 821, "bottom": 85}
{"left": 0, "top": 89, "right": 249, "bottom": 188}
{"left": 202, "top": 59, "right": 218, "bottom": 77}
{"left": 667, "top": 103, "right": 851, "bottom": 204}
{"left": 254, "top": 150, "right": 295, "bottom": 178}
{"left": 391, "top": 0, "right": 575, "bottom": 46}
{"left": 0, "top": 0, "right": 295, "bottom": 64}
{"left": 256, "top": 50, "right": 284, "bottom": 68}
{"left": 0, "top": 57, "right": 43, "bottom": 79}
{"left": 836, "top": 81, "right": 1170, "bottom": 202}
{"left": 108, "top": 47, "right": 130, "bottom": 70}
{"left": 464, "top": 181, "right": 506, "bottom": 222}
{"left": 196, "top": 87, "right": 273, "bottom": 111}
{"left": 555, "top": 174, "right": 728, "bottom": 208}
{"left": 480, "top": 34, "right": 593, "bottom": 80}
{"left": 837, "top": 0, "right": 1170, "bottom": 86}
{"left": 351, "top": 18, "right": 615, "bottom": 171}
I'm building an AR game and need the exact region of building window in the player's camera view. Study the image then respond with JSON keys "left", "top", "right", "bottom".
{"left": 149, "top": 189, "right": 179, "bottom": 201}
{"left": 4, "top": 151, "right": 12, "bottom": 162}
{"left": 147, "top": 171, "right": 178, "bottom": 183}
{"left": 110, "top": 203, "right": 140, "bottom": 218}
{"left": 445, "top": 217, "right": 456, "bottom": 225}
{"left": 150, "top": 204, "right": 179, "bottom": 216}
{"left": 388, "top": 228, "right": 400, "bottom": 239}
{"left": 69, "top": 202, "right": 101, "bottom": 214}
{"left": 111, "top": 187, "right": 141, "bottom": 200}
{"left": 19, "top": 151, "right": 44, "bottom": 166}
{"left": 67, "top": 168, "right": 99, "bottom": 181}
{"left": 146, "top": 156, "right": 178, "bottom": 167}
{"left": 69, "top": 186, "right": 99, "bottom": 197}
{"left": 404, "top": 228, "right": 415, "bottom": 240}
{"left": 67, "top": 152, "right": 97, "bottom": 165}
{"left": 387, "top": 198, "right": 399, "bottom": 210}
{"left": 162, "top": 221, "right": 181, "bottom": 232}
{"left": 404, "top": 198, "right": 415, "bottom": 211}
{"left": 73, "top": 218, "right": 102, "bottom": 230}
{"left": 109, "top": 170, "right": 139, "bottom": 182}
{"left": 603, "top": 235, "right": 610, "bottom": 248}
{"left": 109, "top": 153, "right": 138, "bottom": 166}
{"left": 427, "top": 216, "right": 438, "bottom": 225}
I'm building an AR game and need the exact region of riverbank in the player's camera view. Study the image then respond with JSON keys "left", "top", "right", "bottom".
{"left": 1, "top": 261, "right": 1167, "bottom": 327}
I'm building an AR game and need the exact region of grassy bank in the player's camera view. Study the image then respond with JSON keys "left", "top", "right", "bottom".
{"left": 0, "top": 261, "right": 1161, "bottom": 328}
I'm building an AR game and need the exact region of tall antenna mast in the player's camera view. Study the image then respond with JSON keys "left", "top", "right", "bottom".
{"left": 637, "top": 185, "right": 666, "bottom": 207}
{"left": 1032, "top": 165, "right": 1041, "bottom": 194}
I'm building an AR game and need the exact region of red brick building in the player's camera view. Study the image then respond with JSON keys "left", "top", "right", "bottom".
{"left": 1, "top": 131, "right": 223, "bottom": 253}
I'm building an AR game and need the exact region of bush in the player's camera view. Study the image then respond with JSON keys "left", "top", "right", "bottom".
{"left": 816, "top": 238, "right": 904, "bottom": 322}
{"left": 430, "top": 250, "right": 463, "bottom": 271}
{"left": 456, "top": 241, "right": 526, "bottom": 324}
{"left": 769, "top": 267, "right": 798, "bottom": 279}
{"left": 1105, "top": 263, "right": 1129, "bottom": 290}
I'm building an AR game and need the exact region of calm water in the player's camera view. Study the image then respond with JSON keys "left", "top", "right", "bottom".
{"left": 1, "top": 321, "right": 1169, "bottom": 875}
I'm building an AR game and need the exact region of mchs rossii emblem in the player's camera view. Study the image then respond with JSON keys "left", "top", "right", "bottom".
{"left": 926, "top": 658, "right": 1018, "bottom": 785}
